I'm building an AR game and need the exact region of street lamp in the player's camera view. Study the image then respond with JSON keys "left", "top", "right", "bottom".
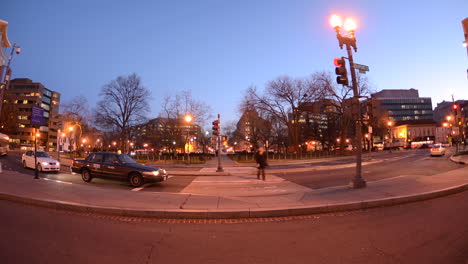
{"left": 387, "top": 121, "right": 393, "bottom": 153}
{"left": 446, "top": 116, "right": 454, "bottom": 146}
{"left": 0, "top": 43, "right": 21, "bottom": 119}
{"left": 330, "top": 14, "right": 365, "bottom": 188}
{"left": 184, "top": 114, "right": 192, "bottom": 164}
{"left": 67, "top": 122, "right": 83, "bottom": 152}
{"left": 56, "top": 129, "right": 63, "bottom": 162}
{"left": 34, "top": 131, "right": 40, "bottom": 179}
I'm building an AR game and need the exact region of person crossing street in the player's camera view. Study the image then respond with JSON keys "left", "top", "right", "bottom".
{"left": 254, "top": 147, "right": 268, "bottom": 180}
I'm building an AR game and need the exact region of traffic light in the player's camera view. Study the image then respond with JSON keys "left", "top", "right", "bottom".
{"left": 453, "top": 104, "right": 458, "bottom": 110}
{"left": 212, "top": 120, "right": 220, "bottom": 136}
{"left": 334, "top": 57, "right": 349, "bottom": 86}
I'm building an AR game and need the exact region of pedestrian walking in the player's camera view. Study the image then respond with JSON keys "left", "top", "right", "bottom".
{"left": 254, "top": 147, "right": 268, "bottom": 180}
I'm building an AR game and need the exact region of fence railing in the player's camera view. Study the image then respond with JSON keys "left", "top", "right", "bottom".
{"left": 228, "top": 151, "right": 355, "bottom": 162}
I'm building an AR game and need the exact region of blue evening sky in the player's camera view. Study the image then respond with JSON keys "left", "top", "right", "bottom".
{"left": 2, "top": 0, "right": 468, "bottom": 126}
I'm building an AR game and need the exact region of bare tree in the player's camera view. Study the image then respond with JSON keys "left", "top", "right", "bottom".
{"left": 155, "top": 90, "right": 213, "bottom": 153}
{"left": 247, "top": 75, "right": 327, "bottom": 152}
{"left": 94, "top": 73, "right": 151, "bottom": 152}
{"left": 236, "top": 92, "right": 273, "bottom": 150}
{"left": 315, "top": 71, "right": 374, "bottom": 151}
{"left": 61, "top": 95, "right": 90, "bottom": 124}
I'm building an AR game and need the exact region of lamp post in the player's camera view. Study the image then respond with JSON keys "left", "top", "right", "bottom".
{"left": 387, "top": 121, "right": 393, "bottom": 153}
{"left": 34, "top": 130, "right": 40, "bottom": 179}
{"left": 68, "top": 122, "right": 83, "bottom": 152}
{"left": 330, "top": 14, "right": 365, "bottom": 188}
{"left": 446, "top": 115, "right": 454, "bottom": 147}
{"left": 56, "top": 129, "right": 65, "bottom": 162}
{"left": 184, "top": 114, "right": 192, "bottom": 164}
{"left": 0, "top": 43, "right": 21, "bottom": 119}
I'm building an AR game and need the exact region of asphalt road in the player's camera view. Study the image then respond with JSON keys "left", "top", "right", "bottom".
{"left": 0, "top": 149, "right": 464, "bottom": 193}
{"left": 278, "top": 149, "right": 465, "bottom": 189}
{"left": 0, "top": 189, "right": 467, "bottom": 264}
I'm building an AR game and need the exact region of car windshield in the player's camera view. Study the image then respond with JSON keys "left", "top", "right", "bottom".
{"left": 118, "top": 154, "right": 137, "bottom": 164}
{"left": 36, "top": 152, "right": 50, "bottom": 158}
{"left": 432, "top": 145, "right": 441, "bottom": 149}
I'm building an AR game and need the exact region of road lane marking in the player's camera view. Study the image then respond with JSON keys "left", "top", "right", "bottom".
{"left": 41, "top": 178, "right": 73, "bottom": 185}
{"left": 131, "top": 183, "right": 152, "bottom": 192}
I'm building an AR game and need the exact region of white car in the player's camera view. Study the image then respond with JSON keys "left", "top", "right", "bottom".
{"left": 430, "top": 143, "right": 446, "bottom": 156}
{"left": 22, "top": 150, "right": 60, "bottom": 172}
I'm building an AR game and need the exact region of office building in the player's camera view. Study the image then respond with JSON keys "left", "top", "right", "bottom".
{"left": 370, "top": 88, "right": 434, "bottom": 122}
{"left": 1, "top": 78, "right": 61, "bottom": 151}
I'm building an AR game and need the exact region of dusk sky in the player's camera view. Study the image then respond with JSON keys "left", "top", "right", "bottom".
{"left": 3, "top": 0, "right": 468, "bottom": 127}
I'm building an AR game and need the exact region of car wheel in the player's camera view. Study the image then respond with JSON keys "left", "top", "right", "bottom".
{"left": 129, "top": 173, "right": 143, "bottom": 187}
{"left": 23, "top": 160, "right": 27, "bottom": 169}
{"left": 81, "top": 169, "right": 93, "bottom": 183}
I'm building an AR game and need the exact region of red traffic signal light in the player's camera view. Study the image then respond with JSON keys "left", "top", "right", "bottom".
{"left": 212, "top": 120, "right": 220, "bottom": 136}
{"left": 334, "top": 58, "right": 344, "bottom": 67}
{"left": 334, "top": 57, "right": 348, "bottom": 86}
{"left": 453, "top": 104, "right": 458, "bottom": 110}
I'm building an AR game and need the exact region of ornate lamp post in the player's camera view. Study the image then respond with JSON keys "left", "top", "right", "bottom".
{"left": 0, "top": 43, "right": 21, "bottom": 119}
{"left": 56, "top": 130, "right": 66, "bottom": 162}
{"left": 387, "top": 121, "right": 393, "bottom": 153}
{"left": 184, "top": 114, "right": 192, "bottom": 164}
{"left": 330, "top": 14, "right": 366, "bottom": 188}
{"left": 68, "top": 122, "right": 83, "bottom": 152}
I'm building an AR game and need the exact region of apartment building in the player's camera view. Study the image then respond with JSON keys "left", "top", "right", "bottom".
{"left": 2, "top": 78, "right": 60, "bottom": 151}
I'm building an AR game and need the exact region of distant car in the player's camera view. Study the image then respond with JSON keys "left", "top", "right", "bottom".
{"left": 430, "top": 143, "right": 446, "bottom": 156}
{"left": 71, "top": 152, "right": 168, "bottom": 187}
{"left": 22, "top": 150, "right": 60, "bottom": 172}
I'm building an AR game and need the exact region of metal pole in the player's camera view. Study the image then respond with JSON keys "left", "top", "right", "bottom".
{"left": 57, "top": 129, "right": 61, "bottom": 162}
{"left": 216, "top": 113, "right": 224, "bottom": 172}
{"left": 34, "top": 127, "right": 39, "bottom": 179}
{"left": 0, "top": 44, "right": 19, "bottom": 119}
{"left": 346, "top": 44, "right": 366, "bottom": 188}
{"left": 186, "top": 128, "right": 190, "bottom": 164}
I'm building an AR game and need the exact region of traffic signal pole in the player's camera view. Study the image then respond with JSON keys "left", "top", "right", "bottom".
{"left": 345, "top": 45, "right": 365, "bottom": 188}
{"left": 332, "top": 19, "right": 366, "bottom": 189}
{"left": 216, "top": 114, "right": 224, "bottom": 172}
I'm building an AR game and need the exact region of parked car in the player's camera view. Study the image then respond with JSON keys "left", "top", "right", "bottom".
{"left": 22, "top": 150, "right": 60, "bottom": 172}
{"left": 71, "top": 152, "right": 168, "bottom": 187}
{"left": 430, "top": 143, "right": 446, "bottom": 156}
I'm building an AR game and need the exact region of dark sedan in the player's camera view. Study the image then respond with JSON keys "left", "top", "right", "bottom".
{"left": 71, "top": 152, "right": 168, "bottom": 187}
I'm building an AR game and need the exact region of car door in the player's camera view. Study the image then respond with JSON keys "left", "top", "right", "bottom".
{"left": 86, "top": 153, "right": 104, "bottom": 176}
{"left": 101, "top": 153, "right": 126, "bottom": 179}
{"left": 26, "top": 151, "right": 35, "bottom": 168}
{"left": 23, "top": 151, "right": 31, "bottom": 168}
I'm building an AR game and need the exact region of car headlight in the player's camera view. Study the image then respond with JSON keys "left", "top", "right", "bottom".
{"left": 143, "top": 171, "right": 159, "bottom": 176}
{"left": 42, "top": 162, "right": 49, "bottom": 166}
{"left": 56, "top": 162, "right": 60, "bottom": 166}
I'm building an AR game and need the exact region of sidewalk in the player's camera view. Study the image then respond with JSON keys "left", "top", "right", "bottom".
{"left": 0, "top": 155, "right": 467, "bottom": 219}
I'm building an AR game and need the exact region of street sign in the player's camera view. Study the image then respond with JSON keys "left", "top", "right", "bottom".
{"left": 31, "top": 106, "right": 44, "bottom": 126}
{"left": 354, "top": 63, "right": 369, "bottom": 73}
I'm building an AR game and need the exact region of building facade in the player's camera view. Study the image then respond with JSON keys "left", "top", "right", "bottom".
{"left": 371, "top": 89, "right": 434, "bottom": 122}
{"left": 297, "top": 99, "right": 341, "bottom": 150}
{"left": 132, "top": 117, "right": 201, "bottom": 153}
{"left": 2, "top": 78, "right": 61, "bottom": 151}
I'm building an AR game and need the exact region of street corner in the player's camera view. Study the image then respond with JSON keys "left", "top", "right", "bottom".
{"left": 450, "top": 154, "right": 468, "bottom": 164}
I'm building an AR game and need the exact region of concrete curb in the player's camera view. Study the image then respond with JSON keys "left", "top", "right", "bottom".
{"left": 449, "top": 155, "right": 468, "bottom": 165}
{"left": 1, "top": 182, "right": 467, "bottom": 219}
